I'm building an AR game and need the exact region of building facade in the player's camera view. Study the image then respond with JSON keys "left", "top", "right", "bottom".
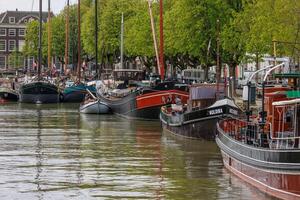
{"left": 0, "top": 10, "right": 48, "bottom": 70}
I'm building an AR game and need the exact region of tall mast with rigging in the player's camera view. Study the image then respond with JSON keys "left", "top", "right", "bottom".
{"left": 216, "top": 19, "right": 220, "bottom": 99}
{"left": 47, "top": 0, "right": 52, "bottom": 74}
{"left": 147, "top": 0, "right": 160, "bottom": 75}
{"left": 95, "top": 0, "right": 99, "bottom": 79}
{"left": 159, "top": 0, "right": 165, "bottom": 80}
{"left": 77, "top": 0, "right": 81, "bottom": 82}
{"left": 38, "top": 0, "right": 42, "bottom": 80}
{"left": 120, "top": 13, "right": 124, "bottom": 69}
{"left": 64, "top": 0, "right": 69, "bottom": 75}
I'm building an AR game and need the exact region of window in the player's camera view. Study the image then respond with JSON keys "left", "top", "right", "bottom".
{"left": 0, "top": 28, "right": 6, "bottom": 36}
{"left": 18, "top": 40, "right": 25, "bottom": 51}
{"left": 8, "top": 29, "right": 16, "bottom": 36}
{"left": 8, "top": 40, "right": 16, "bottom": 51}
{"left": 19, "top": 29, "right": 25, "bottom": 36}
{"left": 0, "top": 40, "right": 6, "bottom": 51}
{"left": 0, "top": 56, "right": 6, "bottom": 68}
{"left": 9, "top": 17, "right": 15, "bottom": 24}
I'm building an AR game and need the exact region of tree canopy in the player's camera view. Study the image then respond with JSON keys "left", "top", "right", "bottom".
{"left": 22, "top": 0, "right": 300, "bottom": 75}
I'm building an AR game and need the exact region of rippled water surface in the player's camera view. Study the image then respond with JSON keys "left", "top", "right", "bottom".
{"left": 0, "top": 103, "right": 277, "bottom": 200}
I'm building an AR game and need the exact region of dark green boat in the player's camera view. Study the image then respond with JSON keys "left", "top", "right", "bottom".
{"left": 19, "top": 81, "right": 59, "bottom": 104}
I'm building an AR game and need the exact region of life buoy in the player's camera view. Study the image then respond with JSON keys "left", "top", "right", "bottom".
{"left": 162, "top": 96, "right": 166, "bottom": 104}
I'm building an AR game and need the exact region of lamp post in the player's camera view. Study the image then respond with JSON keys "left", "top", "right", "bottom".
{"left": 245, "top": 64, "right": 273, "bottom": 122}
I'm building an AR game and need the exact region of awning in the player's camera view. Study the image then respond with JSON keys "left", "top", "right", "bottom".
{"left": 286, "top": 90, "right": 300, "bottom": 98}
{"left": 273, "top": 73, "right": 300, "bottom": 79}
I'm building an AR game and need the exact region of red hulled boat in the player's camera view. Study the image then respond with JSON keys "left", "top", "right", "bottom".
{"left": 99, "top": 81, "right": 189, "bottom": 120}
{"left": 216, "top": 97, "right": 300, "bottom": 200}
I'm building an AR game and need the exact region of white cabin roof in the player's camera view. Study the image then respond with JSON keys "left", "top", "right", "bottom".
{"left": 208, "top": 98, "right": 238, "bottom": 109}
{"left": 272, "top": 98, "right": 300, "bottom": 106}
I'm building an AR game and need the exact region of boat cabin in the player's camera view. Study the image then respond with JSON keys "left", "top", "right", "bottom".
{"left": 270, "top": 99, "right": 300, "bottom": 148}
{"left": 111, "top": 69, "right": 144, "bottom": 89}
{"left": 188, "top": 83, "right": 225, "bottom": 111}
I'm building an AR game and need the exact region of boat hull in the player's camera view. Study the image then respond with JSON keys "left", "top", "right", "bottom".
{"left": 160, "top": 100, "right": 240, "bottom": 140}
{"left": 80, "top": 101, "right": 111, "bottom": 114}
{"left": 19, "top": 82, "right": 59, "bottom": 104}
{"left": 62, "top": 91, "right": 86, "bottom": 103}
{"left": 216, "top": 122, "right": 300, "bottom": 199}
{"left": 0, "top": 91, "right": 18, "bottom": 102}
{"left": 62, "top": 84, "right": 96, "bottom": 103}
{"left": 99, "top": 89, "right": 189, "bottom": 120}
{"left": 221, "top": 150, "right": 300, "bottom": 200}
{"left": 161, "top": 118, "right": 217, "bottom": 140}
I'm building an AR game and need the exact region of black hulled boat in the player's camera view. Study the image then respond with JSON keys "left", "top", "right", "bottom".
{"left": 19, "top": 79, "right": 59, "bottom": 103}
{"left": 98, "top": 80, "right": 189, "bottom": 120}
{"left": 160, "top": 98, "right": 240, "bottom": 140}
{"left": 0, "top": 87, "right": 19, "bottom": 103}
{"left": 19, "top": 0, "right": 59, "bottom": 104}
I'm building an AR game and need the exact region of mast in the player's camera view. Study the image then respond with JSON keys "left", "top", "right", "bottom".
{"left": 120, "top": 13, "right": 124, "bottom": 69}
{"left": 47, "top": 0, "right": 52, "bottom": 74}
{"left": 95, "top": 0, "right": 99, "bottom": 79}
{"left": 77, "top": 0, "right": 81, "bottom": 82}
{"left": 64, "top": 0, "right": 69, "bottom": 75}
{"left": 147, "top": 0, "right": 160, "bottom": 75}
{"left": 216, "top": 19, "right": 220, "bottom": 98}
{"left": 38, "top": 0, "right": 42, "bottom": 80}
{"left": 159, "top": 0, "right": 165, "bottom": 80}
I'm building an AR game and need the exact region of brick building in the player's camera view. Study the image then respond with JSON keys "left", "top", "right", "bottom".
{"left": 0, "top": 10, "right": 48, "bottom": 70}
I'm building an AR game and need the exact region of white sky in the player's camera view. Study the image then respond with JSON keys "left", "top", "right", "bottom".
{"left": 0, "top": 0, "right": 78, "bottom": 14}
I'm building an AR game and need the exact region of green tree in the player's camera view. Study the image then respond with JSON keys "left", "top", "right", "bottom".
{"left": 8, "top": 50, "right": 24, "bottom": 69}
{"left": 23, "top": 20, "right": 39, "bottom": 59}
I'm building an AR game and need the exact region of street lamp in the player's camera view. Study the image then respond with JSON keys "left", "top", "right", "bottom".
{"left": 245, "top": 64, "right": 273, "bottom": 122}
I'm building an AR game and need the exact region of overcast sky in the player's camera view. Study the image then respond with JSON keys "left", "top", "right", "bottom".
{"left": 0, "top": 0, "right": 78, "bottom": 14}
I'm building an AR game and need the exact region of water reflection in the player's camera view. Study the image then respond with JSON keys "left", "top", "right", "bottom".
{"left": 0, "top": 103, "right": 276, "bottom": 199}
{"left": 35, "top": 108, "right": 43, "bottom": 200}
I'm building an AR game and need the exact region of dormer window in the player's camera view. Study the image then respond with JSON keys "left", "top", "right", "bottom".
{"left": 9, "top": 17, "right": 15, "bottom": 24}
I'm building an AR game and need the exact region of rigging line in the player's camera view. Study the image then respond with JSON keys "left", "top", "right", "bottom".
{"left": 31, "top": 0, "right": 34, "bottom": 12}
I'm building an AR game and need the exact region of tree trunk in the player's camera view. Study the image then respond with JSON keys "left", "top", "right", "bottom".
{"left": 229, "top": 63, "right": 237, "bottom": 96}
{"left": 255, "top": 53, "right": 259, "bottom": 83}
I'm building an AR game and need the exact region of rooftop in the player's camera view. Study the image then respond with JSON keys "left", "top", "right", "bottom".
{"left": 0, "top": 10, "right": 51, "bottom": 25}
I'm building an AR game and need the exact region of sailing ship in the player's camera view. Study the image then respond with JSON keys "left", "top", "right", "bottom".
{"left": 19, "top": 0, "right": 59, "bottom": 104}
{"left": 78, "top": 0, "right": 111, "bottom": 114}
{"left": 99, "top": 80, "right": 189, "bottom": 120}
{"left": 160, "top": 84, "right": 240, "bottom": 140}
{"left": 98, "top": 1, "right": 189, "bottom": 120}
{"left": 61, "top": 0, "right": 96, "bottom": 103}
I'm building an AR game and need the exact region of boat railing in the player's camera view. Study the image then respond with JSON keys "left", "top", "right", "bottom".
{"left": 218, "top": 118, "right": 271, "bottom": 148}
{"left": 219, "top": 118, "right": 300, "bottom": 149}
{"left": 269, "top": 132, "right": 300, "bottom": 149}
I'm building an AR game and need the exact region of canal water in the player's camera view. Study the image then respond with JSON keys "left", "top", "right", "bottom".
{"left": 0, "top": 104, "right": 277, "bottom": 200}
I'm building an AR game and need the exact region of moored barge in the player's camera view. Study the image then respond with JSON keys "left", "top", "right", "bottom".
{"left": 160, "top": 84, "right": 240, "bottom": 140}
{"left": 161, "top": 98, "right": 240, "bottom": 140}
{"left": 216, "top": 98, "right": 300, "bottom": 200}
{"left": 99, "top": 81, "right": 189, "bottom": 120}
